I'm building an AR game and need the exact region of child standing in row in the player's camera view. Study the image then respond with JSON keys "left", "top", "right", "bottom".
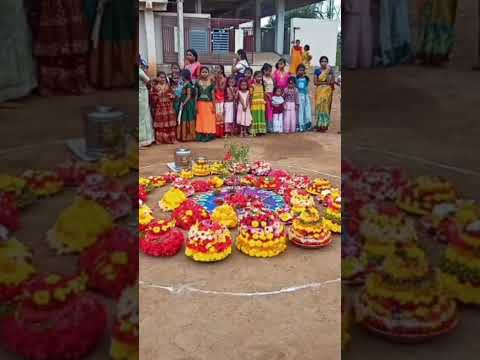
{"left": 176, "top": 69, "right": 196, "bottom": 142}
{"left": 271, "top": 87, "right": 285, "bottom": 133}
{"left": 262, "top": 63, "right": 274, "bottom": 132}
{"left": 214, "top": 65, "right": 226, "bottom": 138}
{"left": 283, "top": 77, "right": 299, "bottom": 133}
{"left": 150, "top": 72, "right": 177, "bottom": 144}
{"left": 196, "top": 67, "right": 216, "bottom": 142}
{"left": 224, "top": 76, "right": 237, "bottom": 136}
{"left": 250, "top": 71, "right": 267, "bottom": 136}
{"left": 236, "top": 79, "right": 252, "bottom": 137}
{"left": 296, "top": 64, "right": 312, "bottom": 131}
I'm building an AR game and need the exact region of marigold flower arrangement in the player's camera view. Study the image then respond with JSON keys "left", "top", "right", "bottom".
{"left": 191, "top": 179, "right": 213, "bottom": 193}
{"left": 209, "top": 176, "right": 224, "bottom": 188}
{"left": 1, "top": 273, "right": 107, "bottom": 360}
{"left": 397, "top": 175, "right": 456, "bottom": 216}
{"left": 139, "top": 204, "right": 154, "bottom": 232}
{"left": 159, "top": 188, "right": 187, "bottom": 211}
{"left": 212, "top": 204, "right": 238, "bottom": 229}
{"left": 289, "top": 207, "right": 332, "bottom": 248}
{"left": 236, "top": 208, "right": 287, "bottom": 258}
{"left": 256, "top": 176, "right": 281, "bottom": 191}
{"left": 185, "top": 219, "right": 233, "bottom": 262}
{"left": 21, "top": 169, "right": 64, "bottom": 197}
{"left": 78, "top": 174, "right": 132, "bottom": 219}
{"left": 192, "top": 162, "right": 210, "bottom": 177}
{"left": 0, "top": 174, "right": 36, "bottom": 207}
{"left": 162, "top": 172, "right": 178, "bottom": 183}
{"left": 307, "top": 178, "right": 331, "bottom": 196}
{"left": 285, "top": 189, "right": 315, "bottom": 215}
{"left": 55, "top": 161, "right": 96, "bottom": 187}
{"left": 139, "top": 185, "right": 148, "bottom": 204}
{"left": 110, "top": 285, "right": 139, "bottom": 360}
{"left": 0, "top": 238, "right": 36, "bottom": 304}
{"left": 209, "top": 161, "right": 226, "bottom": 175}
{"left": 172, "top": 200, "right": 210, "bottom": 230}
{"left": 98, "top": 157, "right": 131, "bottom": 177}
{"left": 323, "top": 194, "right": 342, "bottom": 234}
{"left": 180, "top": 169, "right": 194, "bottom": 179}
{"left": 0, "top": 193, "right": 20, "bottom": 233}
{"left": 319, "top": 187, "right": 340, "bottom": 207}
{"left": 79, "top": 227, "right": 138, "bottom": 298}
{"left": 224, "top": 175, "right": 241, "bottom": 187}
{"left": 148, "top": 175, "right": 167, "bottom": 188}
{"left": 287, "top": 174, "right": 312, "bottom": 190}
{"left": 240, "top": 174, "right": 258, "bottom": 187}
{"left": 46, "top": 198, "right": 113, "bottom": 254}
{"left": 277, "top": 209, "right": 294, "bottom": 224}
{"left": 172, "top": 177, "right": 195, "bottom": 197}
{"left": 356, "top": 247, "right": 458, "bottom": 342}
{"left": 440, "top": 215, "right": 480, "bottom": 304}
{"left": 250, "top": 160, "right": 272, "bottom": 176}
{"left": 140, "top": 219, "right": 184, "bottom": 257}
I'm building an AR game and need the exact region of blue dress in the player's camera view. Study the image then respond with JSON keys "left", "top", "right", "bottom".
{"left": 296, "top": 77, "right": 312, "bottom": 131}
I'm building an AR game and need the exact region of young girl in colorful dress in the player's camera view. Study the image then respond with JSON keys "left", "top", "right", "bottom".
{"left": 224, "top": 76, "right": 237, "bottom": 137}
{"left": 302, "top": 45, "right": 313, "bottom": 73}
{"left": 250, "top": 71, "right": 267, "bottom": 136}
{"left": 195, "top": 66, "right": 217, "bottom": 142}
{"left": 271, "top": 87, "right": 285, "bottom": 134}
{"left": 171, "top": 71, "right": 184, "bottom": 116}
{"left": 168, "top": 63, "right": 181, "bottom": 85}
{"left": 150, "top": 72, "right": 177, "bottom": 144}
{"left": 296, "top": 64, "right": 312, "bottom": 132}
{"left": 236, "top": 79, "right": 252, "bottom": 137}
{"left": 273, "top": 58, "right": 290, "bottom": 90}
{"left": 244, "top": 67, "right": 254, "bottom": 87}
{"left": 262, "top": 63, "right": 274, "bottom": 132}
{"left": 283, "top": 76, "right": 299, "bottom": 133}
{"left": 214, "top": 65, "right": 226, "bottom": 138}
{"left": 184, "top": 49, "right": 201, "bottom": 83}
{"left": 176, "top": 69, "right": 196, "bottom": 142}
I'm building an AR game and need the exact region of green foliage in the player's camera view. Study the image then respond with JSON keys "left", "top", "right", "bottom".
{"left": 267, "top": 4, "right": 322, "bottom": 30}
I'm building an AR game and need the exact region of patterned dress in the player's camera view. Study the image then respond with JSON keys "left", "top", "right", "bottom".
{"left": 176, "top": 82, "right": 196, "bottom": 142}
{"left": 138, "top": 68, "right": 154, "bottom": 146}
{"left": 263, "top": 76, "right": 275, "bottom": 131}
{"left": 250, "top": 83, "right": 267, "bottom": 136}
{"left": 195, "top": 82, "right": 216, "bottom": 142}
{"left": 214, "top": 77, "right": 226, "bottom": 138}
{"left": 296, "top": 77, "right": 312, "bottom": 132}
{"left": 150, "top": 84, "right": 177, "bottom": 144}
{"left": 236, "top": 90, "right": 252, "bottom": 128}
{"left": 283, "top": 87, "right": 299, "bottom": 133}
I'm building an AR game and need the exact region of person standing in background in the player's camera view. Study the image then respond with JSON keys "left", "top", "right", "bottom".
{"left": 288, "top": 39, "right": 304, "bottom": 74}
{"left": 139, "top": 58, "right": 155, "bottom": 147}
{"left": 184, "top": 49, "right": 202, "bottom": 83}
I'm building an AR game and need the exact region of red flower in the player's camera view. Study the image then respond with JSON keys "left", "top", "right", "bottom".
{"left": 140, "top": 229, "right": 185, "bottom": 257}
{"left": 0, "top": 193, "right": 20, "bottom": 232}
{"left": 224, "top": 152, "right": 233, "bottom": 161}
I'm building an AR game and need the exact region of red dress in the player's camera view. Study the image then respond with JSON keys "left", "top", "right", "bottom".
{"left": 214, "top": 77, "right": 226, "bottom": 138}
{"left": 150, "top": 84, "right": 177, "bottom": 144}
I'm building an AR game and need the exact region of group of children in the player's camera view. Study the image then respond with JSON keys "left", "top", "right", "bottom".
{"left": 141, "top": 53, "right": 336, "bottom": 145}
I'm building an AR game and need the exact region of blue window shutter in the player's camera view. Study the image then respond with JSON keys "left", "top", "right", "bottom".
{"left": 190, "top": 30, "right": 209, "bottom": 54}
{"left": 212, "top": 30, "right": 229, "bottom": 53}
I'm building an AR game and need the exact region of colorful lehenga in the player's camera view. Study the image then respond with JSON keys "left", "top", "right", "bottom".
{"left": 150, "top": 84, "right": 177, "bottom": 144}
{"left": 176, "top": 83, "right": 196, "bottom": 142}
{"left": 34, "top": 0, "right": 90, "bottom": 94}
{"left": 314, "top": 67, "right": 334, "bottom": 131}
{"left": 195, "top": 82, "right": 216, "bottom": 142}
{"left": 85, "top": 0, "right": 137, "bottom": 89}
{"left": 416, "top": 0, "right": 458, "bottom": 65}
{"left": 250, "top": 83, "right": 267, "bottom": 136}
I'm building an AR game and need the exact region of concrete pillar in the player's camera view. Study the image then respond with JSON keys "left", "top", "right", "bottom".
{"left": 195, "top": 0, "right": 202, "bottom": 14}
{"left": 177, "top": 0, "right": 185, "bottom": 68}
{"left": 255, "top": 0, "right": 262, "bottom": 52}
{"left": 275, "top": 0, "right": 285, "bottom": 55}
{"left": 144, "top": 2, "right": 157, "bottom": 76}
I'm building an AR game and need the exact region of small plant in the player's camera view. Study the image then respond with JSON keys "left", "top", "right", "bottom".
{"left": 223, "top": 141, "right": 250, "bottom": 165}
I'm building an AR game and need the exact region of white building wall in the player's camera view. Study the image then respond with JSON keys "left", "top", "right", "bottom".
{"left": 139, "top": 11, "right": 147, "bottom": 61}
{"left": 290, "top": 18, "right": 339, "bottom": 67}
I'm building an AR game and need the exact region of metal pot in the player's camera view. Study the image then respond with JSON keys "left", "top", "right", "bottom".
{"left": 195, "top": 156, "right": 208, "bottom": 165}
{"left": 174, "top": 148, "right": 192, "bottom": 170}
{"left": 84, "top": 106, "right": 126, "bottom": 160}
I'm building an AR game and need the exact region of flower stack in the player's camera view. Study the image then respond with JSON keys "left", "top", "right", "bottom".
{"left": 356, "top": 246, "right": 458, "bottom": 342}
{"left": 440, "top": 206, "right": 480, "bottom": 304}
{"left": 307, "top": 178, "right": 331, "bottom": 196}
{"left": 192, "top": 159, "right": 210, "bottom": 177}
{"left": 236, "top": 208, "right": 287, "bottom": 258}
{"left": 172, "top": 200, "right": 210, "bottom": 230}
{"left": 21, "top": 170, "right": 64, "bottom": 197}
{"left": 140, "top": 219, "right": 184, "bottom": 257}
{"left": 397, "top": 175, "right": 456, "bottom": 216}
{"left": 323, "top": 193, "right": 342, "bottom": 233}
{"left": 289, "top": 207, "right": 332, "bottom": 248}
{"left": 250, "top": 160, "right": 272, "bottom": 176}
{"left": 286, "top": 189, "right": 315, "bottom": 215}
{"left": 0, "top": 174, "right": 36, "bottom": 207}
{"left": 159, "top": 188, "right": 187, "bottom": 211}
{"left": 212, "top": 204, "right": 238, "bottom": 229}
{"left": 185, "top": 219, "right": 233, "bottom": 262}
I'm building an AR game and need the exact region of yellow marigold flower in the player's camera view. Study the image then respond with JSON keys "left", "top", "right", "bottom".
{"left": 33, "top": 290, "right": 50, "bottom": 306}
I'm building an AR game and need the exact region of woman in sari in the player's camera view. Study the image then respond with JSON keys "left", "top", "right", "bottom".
{"left": 139, "top": 59, "right": 154, "bottom": 147}
{"left": 34, "top": 0, "right": 91, "bottom": 95}
{"left": 85, "top": 0, "right": 137, "bottom": 88}
{"left": 288, "top": 39, "right": 304, "bottom": 74}
{"left": 184, "top": 49, "right": 201, "bottom": 83}
{"left": 150, "top": 72, "right": 177, "bottom": 144}
{"left": 0, "top": 0, "right": 37, "bottom": 102}
{"left": 314, "top": 56, "right": 335, "bottom": 132}
{"left": 374, "top": 0, "right": 412, "bottom": 66}
{"left": 416, "top": 0, "right": 458, "bottom": 66}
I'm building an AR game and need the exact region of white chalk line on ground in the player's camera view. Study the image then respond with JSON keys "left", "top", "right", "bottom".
{"left": 139, "top": 278, "right": 340, "bottom": 297}
{"left": 353, "top": 146, "right": 480, "bottom": 178}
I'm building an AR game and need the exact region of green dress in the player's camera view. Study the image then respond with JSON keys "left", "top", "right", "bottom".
{"left": 0, "top": 0, "right": 37, "bottom": 102}
{"left": 139, "top": 68, "right": 154, "bottom": 146}
{"left": 176, "top": 83, "right": 197, "bottom": 142}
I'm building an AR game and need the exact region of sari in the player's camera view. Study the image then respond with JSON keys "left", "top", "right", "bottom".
{"left": 185, "top": 61, "right": 201, "bottom": 83}
{"left": 0, "top": 0, "right": 37, "bottom": 102}
{"left": 86, "top": 0, "right": 137, "bottom": 88}
{"left": 289, "top": 45, "right": 304, "bottom": 74}
{"left": 416, "top": 0, "right": 458, "bottom": 65}
{"left": 150, "top": 84, "right": 177, "bottom": 144}
{"left": 139, "top": 68, "right": 154, "bottom": 146}
{"left": 374, "top": 0, "right": 412, "bottom": 66}
{"left": 314, "top": 66, "right": 334, "bottom": 131}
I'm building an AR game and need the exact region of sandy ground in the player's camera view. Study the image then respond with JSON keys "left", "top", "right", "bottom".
{"left": 342, "top": 63, "right": 480, "bottom": 359}
{"left": 139, "top": 87, "right": 341, "bottom": 360}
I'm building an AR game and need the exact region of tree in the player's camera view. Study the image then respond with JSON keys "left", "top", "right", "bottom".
{"left": 267, "top": 4, "right": 322, "bottom": 31}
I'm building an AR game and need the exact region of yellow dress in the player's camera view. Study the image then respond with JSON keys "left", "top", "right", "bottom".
{"left": 289, "top": 46, "right": 304, "bottom": 74}
{"left": 302, "top": 51, "right": 313, "bottom": 72}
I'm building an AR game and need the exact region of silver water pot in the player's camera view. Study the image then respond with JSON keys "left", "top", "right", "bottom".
{"left": 174, "top": 148, "right": 192, "bottom": 170}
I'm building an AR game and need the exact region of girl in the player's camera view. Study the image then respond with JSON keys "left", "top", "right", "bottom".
{"left": 271, "top": 87, "right": 285, "bottom": 134}
{"left": 195, "top": 66, "right": 217, "bottom": 142}
{"left": 283, "top": 77, "right": 299, "bottom": 133}
{"left": 273, "top": 58, "right": 290, "bottom": 90}
{"left": 289, "top": 39, "right": 304, "bottom": 74}
{"left": 314, "top": 56, "right": 335, "bottom": 132}
{"left": 302, "top": 45, "right": 313, "bottom": 73}
{"left": 244, "top": 67, "right": 254, "bottom": 87}
{"left": 250, "top": 71, "right": 267, "bottom": 136}
{"left": 262, "top": 63, "right": 275, "bottom": 132}
{"left": 214, "top": 65, "right": 226, "bottom": 138}
{"left": 232, "top": 49, "right": 250, "bottom": 82}
{"left": 236, "top": 79, "right": 252, "bottom": 137}
{"left": 168, "top": 63, "right": 181, "bottom": 85}
{"left": 176, "top": 69, "right": 196, "bottom": 142}
{"left": 296, "top": 64, "right": 312, "bottom": 132}
{"left": 224, "top": 76, "right": 237, "bottom": 137}
{"left": 139, "top": 59, "right": 154, "bottom": 147}
{"left": 171, "top": 71, "right": 184, "bottom": 115}
{"left": 184, "top": 49, "right": 201, "bottom": 83}
{"left": 150, "top": 72, "right": 177, "bottom": 144}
